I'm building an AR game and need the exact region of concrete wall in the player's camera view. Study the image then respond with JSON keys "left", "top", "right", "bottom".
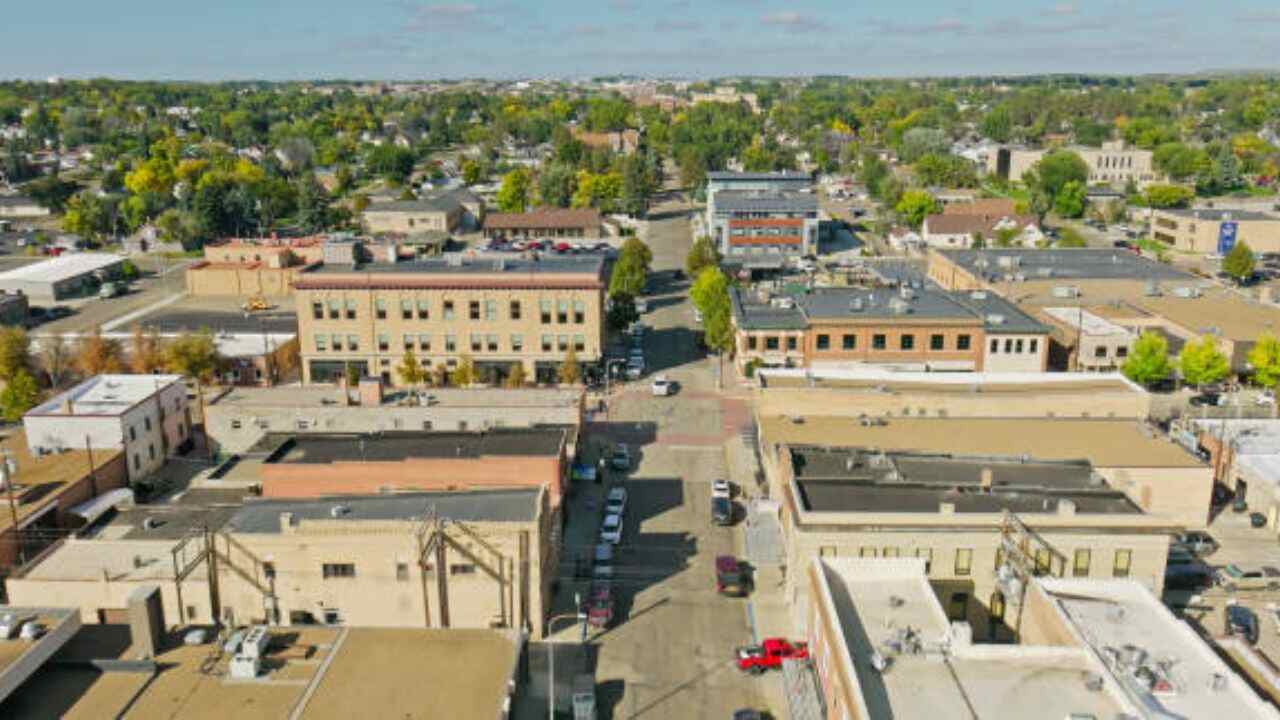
{"left": 1098, "top": 465, "right": 1214, "bottom": 528}
{"left": 364, "top": 206, "right": 461, "bottom": 234}
{"left": 982, "top": 333, "right": 1048, "bottom": 372}
{"left": 185, "top": 264, "right": 308, "bottom": 297}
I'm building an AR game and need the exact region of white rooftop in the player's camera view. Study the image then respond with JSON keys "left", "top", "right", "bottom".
{"left": 813, "top": 559, "right": 1278, "bottom": 720}
{"left": 1044, "top": 306, "right": 1136, "bottom": 337}
{"left": 0, "top": 253, "right": 123, "bottom": 283}
{"left": 1192, "top": 419, "right": 1280, "bottom": 456}
{"left": 209, "top": 384, "right": 582, "bottom": 408}
{"left": 28, "top": 374, "right": 183, "bottom": 417}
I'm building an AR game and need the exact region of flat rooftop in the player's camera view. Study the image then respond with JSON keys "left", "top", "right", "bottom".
{"left": 937, "top": 247, "right": 1193, "bottom": 282}
{"left": 305, "top": 255, "right": 603, "bottom": 276}
{"left": 758, "top": 367, "right": 1141, "bottom": 395}
{"left": 790, "top": 446, "right": 1141, "bottom": 515}
{"left": 249, "top": 427, "right": 566, "bottom": 463}
{"left": 730, "top": 286, "right": 1047, "bottom": 333}
{"left": 0, "top": 253, "right": 123, "bottom": 283}
{"left": 28, "top": 374, "right": 183, "bottom": 417}
{"left": 0, "top": 607, "right": 77, "bottom": 685}
{"left": 0, "top": 430, "right": 123, "bottom": 534}
{"left": 0, "top": 626, "right": 519, "bottom": 720}
{"left": 209, "top": 385, "right": 582, "bottom": 409}
{"left": 1160, "top": 208, "right": 1275, "bottom": 221}
{"left": 707, "top": 170, "right": 812, "bottom": 182}
{"left": 761, "top": 416, "right": 1203, "bottom": 468}
{"left": 814, "top": 559, "right": 1128, "bottom": 720}
{"left": 131, "top": 306, "right": 298, "bottom": 335}
{"left": 225, "top": 488, "right": 542, "bottom": 534}
{"left": 1042, "top": 306, "right": 1135, "bottom": 337}
{"left": 1131, "top": 288, "right": 1280, "bottom": 342}
{"left": 19, "top": 539, "right": 178, "bottom": 582}
{"left": 713, "top": 190, "right": 818, "bottom": 213}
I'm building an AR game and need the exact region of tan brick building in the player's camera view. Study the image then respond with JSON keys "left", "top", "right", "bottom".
{"left": 362, "top": 196, "right": 463, "bottom": 235}
{"left": 185, "top": 242, "right": 319, "bottom": 297}
{"left": 482, "top": 209, "right": 602, "bottom": 240}
{"left": 1150, "top": 207, "right": 1280, "bottom": 254}
{"left": 989, "top": 141, "right": 1162, "bottom": 189}
{"left": 730, "top": 286, "right": 1049, "bottom": 374}
{"left": 293, "top": 257, "right": 606, "bottom": 385}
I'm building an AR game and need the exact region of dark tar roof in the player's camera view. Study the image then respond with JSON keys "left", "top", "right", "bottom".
{"left": 729, "top": 286, "right": 1047, "bottom": 333}
{"left": 308, "top": 256, "right": 604, "bottom": 276}
{"left": 250, "top": 428, "right": 567, "bottom": 464}
{"left": 226, "top": 488, "right": 541, "bottom": 533}
{"left": 706, "top": 171, "right": 812, "bottom": 182}
{"left": 713, "top": 190, "right": 818, "bottom": 213}
{"left": 366, "top": 194, "right": 462, "bottom": 214}
{"left": 938, "top": 248, "right": 1192, "bottom": 282}
{"left": 1159, "top": 208, "right": 1275, "bottom": 221}
{"left": 98, "top": 488, "right": 250, "bottom": 539}
{"left": 790, "top": 445, "right": 1141, "bottom": 515}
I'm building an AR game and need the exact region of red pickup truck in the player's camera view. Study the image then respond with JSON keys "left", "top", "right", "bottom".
{"left": 735, "top": 638, "right": 809, "bottom": 674}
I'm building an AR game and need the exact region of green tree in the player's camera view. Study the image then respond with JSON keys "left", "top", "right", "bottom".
{"left": 1153, "top": 143, "right": 1210, "bottom": 182}
{"left": 165, "top": 329, "right": 222, "bottom": 383}
{"left": 537, "top": 163, "right": 577, "bottom": 208}
{"left": 1121, "top": 331, "right": 1173, "bottom": 387}
{"left": 686, "top": 236, "right": 721, "bottom": 277}
{"left": 609, "top": 251, "right": 647, "bottom": 299}
{"left": 496, "top": 168, "right": 532, "bottom": 213}
{"left": 1053, "top": 180, "right": 1086, "bottom": 218}
{"left": 1027, "top": 150, "right": 1088, "bottom": 202}
{"left": 690, "top": 266, "right": 733, "bottom": 353}
{"left": 1179, "top": 336, "right": 1230, "bottom": 389}
{"left": 1142, "top": 184, "right": 1194, "bottom": 209}
{"left": 397, "top": 348, "right": 425, "bottom": 386}
{"left": 120, "top": 259, "right": 140, "bottom": 281}
{"left": 898, "top": 127, "right": 949, "bottom": 163}
{"left": 1056, "top": 227, "right": 1088, "bottom": 248}
{"left": 23, "top": 175, "right": 78, "bottom": 213}
{"left": 894, "top": 190, "right": 938, "bottom": 230}
{"left": 345, "top": 363, "right": 362, "bottom": 387}
{"left": 557, "top": 346, "right": 581, "bottom": 385}
{"left": 450, "top": 355, "right": 477, "bottom": 387}
{"left": 607, "top": 295, "right": 639, "bottom": 331}
{"left": 619, "top": 237, "right": 653, "bottom": 271}
{"left": 1223, "top": 241, "right": 1256, "bottom": 283}
{"left": 0, "top": 326, "right": 32, "bottom": 382}
{"left": 505, "top": 362, "right": 528, "bottom": 388}
{"left": 461, "top": 159, "right": 484, "bottom": 186}
{"left": 0, "top": 370, "right": 40, "bottom": 422}
{"left": 365, "top": 144, "right": 415, "bottom": 184}
{"left": 1248, "top": 332, "right": 1280, "bottom": 389}
{"left": 979, "top": 106, "right": 1012, "bottom": 143}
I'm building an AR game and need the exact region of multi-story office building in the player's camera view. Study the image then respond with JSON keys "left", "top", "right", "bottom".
{"left": 1149, "top": 207, "right": 1280, "bottom": 254}
{"left": 729, "top": 285, "right": 1049, "bottom": 374}
{"left": 293, "top": 256, "right": 606, "bottom": 386}
{"left": 989, "top": 141, "right": 1162, "bottom": 189}
{"left": 704, "top": 171, "right": 816, "bottom": 261}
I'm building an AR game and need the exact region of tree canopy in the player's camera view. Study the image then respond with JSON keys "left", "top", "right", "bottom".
{"left": 1178, "top": 336, "right": 1230, "bottom": 389}
{"left": 1121, "top": 331, "right": 1173, "bottom": 386}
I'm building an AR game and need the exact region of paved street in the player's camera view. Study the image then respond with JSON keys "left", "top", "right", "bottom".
{"left": 519, "top": 195, "right": 780, "bottom": 719}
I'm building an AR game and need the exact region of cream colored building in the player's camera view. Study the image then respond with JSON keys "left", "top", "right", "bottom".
{"left": 5, "top": 487, "right": 557, "bottom": 637}
{"left": 293, "top": 256, "right": 606, "bottom": 386}
{"left": 1150, "top": 207, "right": 1280, "bottom": 254}
{"left": 362, "top": 197, "right": 463, "bottom": 235}
{"left": 989, "top": 141, "right": 1162, "bottom": 188}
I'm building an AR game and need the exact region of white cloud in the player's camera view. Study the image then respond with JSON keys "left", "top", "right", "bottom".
{"left": 761, "top": 11, "right": 827, "bottom": 32}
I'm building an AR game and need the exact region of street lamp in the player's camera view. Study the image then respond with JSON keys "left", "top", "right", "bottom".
{"left": 546, "top": 594, "right": 585, "bottom": 720}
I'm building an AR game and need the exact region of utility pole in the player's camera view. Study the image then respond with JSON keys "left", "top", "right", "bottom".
{"left": 1, "top": 453, "right": 22, "bottom": 564}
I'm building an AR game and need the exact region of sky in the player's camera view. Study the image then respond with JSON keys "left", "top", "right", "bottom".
{"left": 4, "top": 1, "right": 1280, "bottom": 81}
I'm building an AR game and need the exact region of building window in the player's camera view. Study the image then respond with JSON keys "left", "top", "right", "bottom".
{"left": 511, "top": 334, "right": 523, "bottom": 352}
{"left": 816, "top": 334, "right": 830, "bottom": 350}
{"left": 487, "top": 334, "right": 499, "bottom": 352}
{"left": 443, "top": 300, "right": 455, "bottom": 320}
{"left": 873, "top": 334, "right": 886, "bottom": 350}
{"left": 954, "top": 548, "right": 973, "bottom": 576}
{"left": 1113, "top": 549, "right": 1132, "bottom": 577}
{"left": 541, "top": 335, "right": 552, "bottom": 352}
{"left": 819, "top": 546, "right": 838, "bottom": 558}
{"left": 1095, "top": 346, "right": 1108, "bottom": 358}
{"left": 557, "top": 300, "right": 569, "bottom": 324}
{"left": 510, "top": 300, "right": 522, "bottom": 320}
{"left": 315, "top": 335, "right": 327, "bottom": 352}
{"left": 930, "top": 334, "right": 945, "bottom": 351}
{"left": 145, "top": 417, "right": 152, "bottom": 431}
{"left": 948, "top": 593, "right": 968, "bottom": 622}
{"left": 263, "top": 562, "right": 276, "bottom": 579}
{"left": 469, "top": 301, "right": 480, "bottom": 320}
{"left": 1115, "top": 345, "right": 1126, "bottom": 358}
{"left": 990, "top": 338, "right": 999, "bottom": 353}
{"left": 859, "top": 547, "right": 877, "bottom": 558}
{"left": 787, "top": 336, "right": 797, "bottom": 351}
{"left": 900, "top": 334, "right": 915, "bottom": 351}
{"left": 418, "top": 334, "right": 431, "bottom": 351}
{"left": 470, "top": 335, "right": 482, "bottom": 352}
{"left": 748, "top": 336, "right": 758, "bottom": 351}
{"left": 322, "top": 563, "right": 357, "bottom": 579}
{"left": 312, "top": 302, "right": 323, "bottom": 320}
{"left": 1034, "top": 548, "right": 1051, "bottom": 576}
{"left": 573, "top": 300, "right": 585, "bottom": 324}
{"left": 540, "top": 300, "right": 552, "bottom": 324}
{"left": 403, "top": 334, "right": 414, "bottom": 350}
{"left": 1073, "top": 549, "right": 1091, "bottom": 577}
{"left": 1029, "top": 339, "right": 1039, "bottom": 354}
{"left": 328, "top": 299, "right": 340, "bottom": 319}
{"left": 1015, "top": 339, "right": 1024, "bottom": 353}
{"left": 396, "top": 562, "right": 410, "bottom": 581}
{"left": 882, "top": 547, "right": 900, "bottom": 558}
{"left": 133, "top": 454, "right": 140, "bottom": 470}
{"left": 347, "top": 335, "right": 359, "bottom": 352}
{"left": 957, "top": 334, "right": 971, "bottom": 350}
{"left": 129, "top": 426, "right": 137, "bottom": 441}
{"left": 573, "top": 335, "right": 585, "bottom": 352}
{"left": 765, "top": 336, "right": 779, "bottom": 351}
{"left": 417, "top": 300, "right": 430, "bottom": 320}
{"left": 842, "top": 334, "right": 856, "bottom": 350}
{"left": 557, "top": 335, "right": 569, "bottom": 351}
{"left": 345, "top": 299, "right": 357, "bottom": 320}
{"left": 231, "top": 420, "right": 242, "bottom": 429}
{"left": 450, "top": 563, "right": 477, "bottom": 575}
{"left": 915, "top": 548, "right": 933, "bottom": 574}
{"left": 378, "top": 334, "right": 389, "bottom": 351}
{"left": 484, "top": 300, "right": 497, "bottom": 321}
{"left": 331, "top": 334, "right": 343, "bottom": 351}
{"left": 375, "top": 298, "right": 387, "bottom": 319}
{"left": 445, "top": 335, "right": 456, "bottom": 352}
{"left": 148, "top": 444, "right": 155, "bottom": 460}
{"left": 401, "top": 299, "right": 413, "bottom": 319}
{"left": 1004, "top": 339, "right": 1013, "bottom": 353}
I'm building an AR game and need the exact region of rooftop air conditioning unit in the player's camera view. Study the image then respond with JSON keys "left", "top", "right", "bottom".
{"left": 986, "top": 314, "right": 1006, "bottom": 325}
{"left": 850, "top": 298, "right": 865, "bottom": 312}
{"left": 1172, "top": 286, "right": 1201, "bottom": 299}
{"left": 970, "top": 290, "right": 988, "bottom": 300}
{"left": 1051, "top": 286, "right": 1079, "bottom": 299}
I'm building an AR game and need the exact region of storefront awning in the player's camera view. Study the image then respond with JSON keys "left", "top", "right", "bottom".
{"left": 68, "top": 488, "right": 134, "bottom": 525}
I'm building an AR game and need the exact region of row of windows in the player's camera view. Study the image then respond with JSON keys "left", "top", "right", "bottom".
{"left": 816, "top": 332, "right": 974, "bottom": 352}
{"left": 320, "top": 561, "right": 477, "bottom": 580}
{"left": 1094, "top": 344, "right": 1129, "bottom": 359}
{"left": 988, "top": 337, "right": 1039, "bottom": 355}
{"left": 314, "top": 333, "right": 585, "bottom": 354}
{"left": 310, "top": 298, "right": 586, "bottom": 324}
{"left": 730, "top": 227, "right": 800, "bottom": 237}
{"left": 820, "top": 546, "right": 1133, "bottom": 578}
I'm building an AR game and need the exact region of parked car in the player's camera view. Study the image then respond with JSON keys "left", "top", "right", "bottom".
{"left": 1172, "top": 530, "right": 1218, "bottom": 557}
{"left": 712, "top": 479, "right": 731, "bottom": 499}
{"left": 712, "top": 497, "right": 734, "bottom": 526}
{"left": 635, "top": 298, "right": 649, "bottom": 314}
{"left": 600, "top": 513, "right": 624, "bottom": 544}
{"left": 594, "top": 543, "right": 613, "bottom": 563}
{"left": 1227, "top": 604, "right": 1261, "bottom": 645}
{"left": 610, "top": 445, "right": 631, "bottom": 471}
{"left": 625, "top": 359, "right": 645, "bottom": 380}
{"left": 587, "top": 582, "right": 612, "bottom": 629}
{"left": 651, "top": 376, "right": 674, "bottom": 396}
{"left": 1257, "top": 390, "right": 1276, "bottom": 407}
{"left": 1216, "top": 564, "right": 1280, "bottom": 592}
{"left": 606, "top": 486, "right": 627, "bottom": 515}
{"left": 716, "top": 555, "right": 749, "bottom": 597}
{"left": 732, "top": 711, "right": 771, "bottom": 720}
{"left": 1164, "top": 564, "right": 1214, "bottom": 592}
{"left": 735, "top": 638, "right": 809, "bottom": 674}
{"left": 1190, "top": 392, "right": 1226, "bottom": 407}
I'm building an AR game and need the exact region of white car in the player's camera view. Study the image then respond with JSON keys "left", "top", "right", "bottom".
{"left": 635, "top": 298, "right": 649, "bottom": 314}
{"left": 600, "top": 513, "right": 624, "bottom": 544}
{"left": 1257, "top": 391, "right": 1275, "bottom": 407}
{"left": 651, "top": 376, "right": 673, "bottom": 396}
{"left": 606, "top": 487, "right": 627, "bottom": 515}
{"left": 712, "top": 479, "right": 731, "bottom": 499}
{"left": 625, "top": 360, "right": 645, "bottom": 380}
